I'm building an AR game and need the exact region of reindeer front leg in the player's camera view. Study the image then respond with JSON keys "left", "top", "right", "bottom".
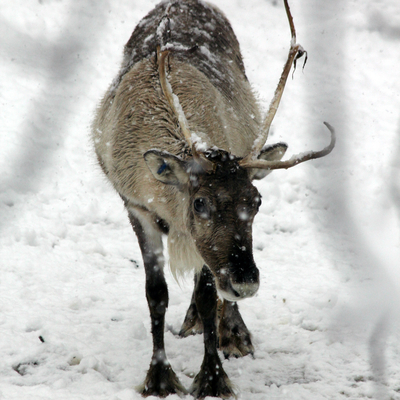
{"left": 128, "top": 210, "right": 186, "bottom": 397}
{"left": 190, "top": 265, "right": 235, "bottom": 399}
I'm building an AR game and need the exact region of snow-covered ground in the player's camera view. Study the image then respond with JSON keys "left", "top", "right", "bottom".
{"left": 1, "top": 0, "right": 400, "bottom": 399}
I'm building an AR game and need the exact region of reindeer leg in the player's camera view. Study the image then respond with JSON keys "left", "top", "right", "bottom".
{"left": 181, "top": 281, "right": 253, "bottom": 359}
{"left": 190, "top": 266, "right": 235, "bottom": 399}
{"left": 128, "top": 209, "right": 187, "bottom": 397}
{"left": 179, "top": 273, "right": 203, "bottom": 337}
{"left": 219, "top": 301, "right": 254, "bottom": 359}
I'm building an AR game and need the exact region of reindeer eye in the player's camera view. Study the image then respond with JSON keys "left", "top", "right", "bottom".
{"left": 193, "top": 198, "right": 208, "bottom": 215}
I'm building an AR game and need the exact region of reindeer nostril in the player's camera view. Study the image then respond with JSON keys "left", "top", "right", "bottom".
{"left": 231, "top": 287, "right": 241, "bottom": 298}
{"left": 229, "top": 278, "right": 259, "bottom": 300}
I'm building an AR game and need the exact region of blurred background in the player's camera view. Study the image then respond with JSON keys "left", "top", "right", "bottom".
{"left": 1, "top": 0, "right": 399, "bottom": 398}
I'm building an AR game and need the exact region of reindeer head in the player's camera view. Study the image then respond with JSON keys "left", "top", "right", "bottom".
{"left": 144, "top": 147, "right": 286, "bottom": 300}
{"left": 144, "top": 0, "right": 335, "bottom": 301}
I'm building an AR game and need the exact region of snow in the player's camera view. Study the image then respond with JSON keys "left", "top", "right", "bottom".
{"left": 1, "top": 0, "right": 400, "bottom": 399}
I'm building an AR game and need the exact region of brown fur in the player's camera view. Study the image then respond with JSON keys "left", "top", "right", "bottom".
{"left": 92, "top": 0, "right": 288, "bottom": 397}
{"left": 93, "top": 55, "right": 260, "bottom": 227}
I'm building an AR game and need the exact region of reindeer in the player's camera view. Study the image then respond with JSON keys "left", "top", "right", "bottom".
{"left": 92, "top": 0, "right": 335, "bottom": 398}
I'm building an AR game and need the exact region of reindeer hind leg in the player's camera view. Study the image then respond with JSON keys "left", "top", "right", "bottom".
{"left": 218, "top": 301, "right": 254, "bottom": 359}
{"left": 179, "top": 273, "right": 204, "bottom": 337}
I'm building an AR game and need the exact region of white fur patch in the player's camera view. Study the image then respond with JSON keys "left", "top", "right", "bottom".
{"left": 168, "top": 229, "right": 204, "bottom": 280}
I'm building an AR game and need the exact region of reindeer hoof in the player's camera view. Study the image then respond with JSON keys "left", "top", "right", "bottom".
{"left": 136, "top": 362, "right": 187, "bottom": 398}
{"left": 219, "top": 325, "right": 254, "bottom": 359}
{"left": 190, "top": 356, "right": 236, "bottom": 399}
{"left": 179, "top": 303, "right": 203, "bottom": 337}
{"left": 218, "top": 304, "right": 254, "bottom": 359}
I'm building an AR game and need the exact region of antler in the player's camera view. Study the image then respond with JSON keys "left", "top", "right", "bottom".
{"left": 239, "top": 122, "right": 336, "bottom": 170}
{"left": 239, "top": 0, "right": 334, "bottom": 170}
{"left": 157, "top": 47, "right": 214, "bottom": 172}
{"left": 157, "top": 47, "right": 193, "bottom": 148}
{"left": 240, "top": 0, "right": 305, "bottom": 165}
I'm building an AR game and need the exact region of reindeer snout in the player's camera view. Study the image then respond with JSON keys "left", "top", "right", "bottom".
{"left": 229, "top": 265, "right": 259, "bottom": 300}
{"left": 217, "top": 249, "right": 260, "bottom": 301}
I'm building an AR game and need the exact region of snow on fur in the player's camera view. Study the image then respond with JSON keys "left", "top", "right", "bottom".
{"left": 0, "top": 0, "right": 400, "bottom": 399}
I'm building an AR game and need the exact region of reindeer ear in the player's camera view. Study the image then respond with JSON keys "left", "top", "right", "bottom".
{"left": 250, "top": 142, "right": 288, "bottom": 180}
{"left": 144, "top": 150, "right": 189, "bottom": 186}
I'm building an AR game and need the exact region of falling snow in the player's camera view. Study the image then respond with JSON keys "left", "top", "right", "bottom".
{"left": 1, "top": 0, "right": 400, "bottom": 399}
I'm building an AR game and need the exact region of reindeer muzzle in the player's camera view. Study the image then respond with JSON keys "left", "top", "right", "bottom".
{"left": 217, "top": 251, "right": 260, "bottom": 301}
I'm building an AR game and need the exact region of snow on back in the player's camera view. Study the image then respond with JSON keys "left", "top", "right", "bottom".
{"left": 156, "top": 14, "right": 168, "bottom": 44}
{"left": 161, "top": 42, "right": 192, "bottom": 52}
{"left": 199, "top": 44, "right": 216, "bottom": 63}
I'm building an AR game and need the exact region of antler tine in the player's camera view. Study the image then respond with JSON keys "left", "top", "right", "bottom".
{"left": 157, "top": 47, "right": 194, "bottom": 148}
{"left": 240, "top": 122, "right": 336, "bottom": 170}
{"left": 157, "top": 47, "right": 215, "bottom": 172}
{"left": 240, "top": 0, "right": 305, "bottom": 165}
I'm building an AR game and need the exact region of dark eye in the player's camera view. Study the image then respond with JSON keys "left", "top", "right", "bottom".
{"left": 193, "top": 198, "right": 207, "bottom": 215}
{"left": 255, "top": 196, "right": 262, "bottom": 210}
